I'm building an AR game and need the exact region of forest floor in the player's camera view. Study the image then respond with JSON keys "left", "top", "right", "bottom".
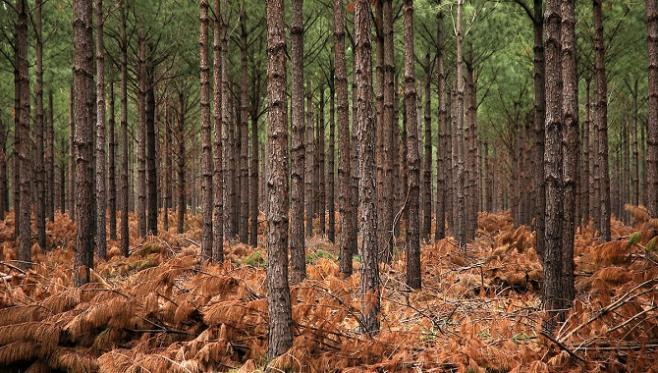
{"left": 0, "top": 209, "right": 657, "bottom": 372}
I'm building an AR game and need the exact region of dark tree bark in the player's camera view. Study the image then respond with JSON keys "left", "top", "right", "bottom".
{"left": 465, "top": 61, "right": 478, "bottom": 241}
{"left": 213, "top": 0, "right": 224, "bottom": 261}
{"left": 265, "top": 0, "right": 294, "bottom": 359}
{"left": 454, "top": 0, "right": 466, "bottom": 248}
{"left": 177, "top": 93, "right": 187, "bottom": 234}
{"left": 120, "top": 1, "right": 130, "bottom": 255}
{"left": 327, "top": 67, "right": 336, "bottom": 243}
{"left": 108, "top": 75, "right": 117, "bottom": 240}
{"left": 199, "top": 0, "right": 214, "bottom": 260}
{"left": 593, "top": 0, "right": 611, "bottom": 240}
{"left": 290, "top": 0, "right": 306, "bottom": 282}
{"left": 561, "top": 0, "right": 578, "bottom": 309}
{"left": 73, "top": 0, "right": 95, "bottom": 285}
{"left": 239, "top": 8, "right": 249, "bottom": 244}
{"left": 319, "top": 87, "right": 326, "bottom": 235}
{"left": 435, "top": 2, "right": 447, "bottom": 241}
{"left": 631, "top": 80, "right": 640, "bottom": 207}
{"left": 35, "top": 0, "right": 46, "bottom": 251}
{"left": 249, "top": 55, "right": 261, "bottom": 248}
{"left": 145, "top": 64, "right": 158, "bottom": 236}
{"left": 335, "top": 0, "right": 353, "bottom": 277}
{"left": 532, "top": 0, "right": 546, "bottom": 260}
{"left": 221, "top": 11, "right": 234, "bottom": 241}
{"left": 305, "top": 92, "right": 315, "bottom": 237}
{"left": 581, "top": 79, "right": 590, "bottom": 224}
{"left": 380, "top": 0, "right": 395, "bottom": 260}
{"left": 403, "top": 0, "right": 421, "bottom": 290}
{"left": 95, "top": 0, "right": 107, "bottom": 258}
{"left": 46, "top": 90, "right": 55, "bottom": 220}
{"left": 355, "top": 0, "right": 380, "bottom": 334}
{"left": 374, "top": 0, "right": 385, "bottom": 253}
{"left": 163, "top": 98, "right": 170, "bottom": 232}
{"left": 16, "top": 0, "right": 32, "bottom": 268}
{"left": 136, "top": 36, "right": 147, "bottom": 237}
{"left": 422, "top": 53, "right": 432, "bottom": 243}
{"left": 646, "top": 0, "right": 658, "bottom": 217}
{"left": 0, "top": 113, "right": 6, "bottom": 221}
{"left": 542, "top": 0, "right": 564, "bottom": 329}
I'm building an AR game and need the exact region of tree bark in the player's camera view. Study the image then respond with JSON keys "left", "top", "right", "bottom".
{"left": 145, "top": 64, "right": 158, "bottom": 235}
{"left": 355, "top": 0, "right": 380, "bottom": 334}
{"left": 177, "top": 93, "right": 187, "bottom": 234}
{"left": 239, "top": 8, "right": 249, "bottom": 244}
{"left": 305, "top": 93, "right": 315, "bottom": 237}
{"left": 265, "top": 0, "right": 293, "bottom": 358}
{"left": 199, "top": 0, "right": 214, "bottom": 260}
{"left": 335, "top": 0, "right": 353, "bottom": 276}
{"left": 221, "top": 14, "right": 234, "bottom": 240}
{"left": 380, "top": 0, "right": 395, "bottom": 260}
{"left": 455, "top": 0, "right": 467, "bottom": 248}
{"left": 35, "top": 0, "right": 46, "bottom": 251}
{"left": 542, "top": 0, "right": 564, "bottom": 330}
{"left": 646, "top": 0, "right": 658, "bottom": 217}
{"left": 108, "top": 75, "right": 117, "bottom": 240}
{"left": 435, "top": 3, "right": 447, "bottom": 240}
{"left": 422, "top": 53, "right": 432, "bottom": 243}
{"left": 0, "top": 113, "right": 6, "bottom": 221}
{"left": 120, "top": 1, "right": 130, "bottom": 256}
{"left": 328, "top": 68, "right": 336, "bottom": 243}
{"left": 403, "top": 0, "right": 421, "bottom": 290}
{"left": 46, "top": 90, "right": 54, "bottom": 220}
{"left": 249, "top": 58, "right": 260, "bottom": 248}
{"left": 72, "top": 0, "right": 95, "bottom": 285}
{"left": 593, "top": 0, "right": 611, "bottom": 240}
{"left": 213, "top": 0, "right": 224, "bottom": 261}
{"left": 532, "top": 0, "right": 546, "bottom": 260}
{"left": 95, "top": 0, "right": 107, "bottom": 258}
{"left": 319, "top": 87, "right": 326, "bottom": 235}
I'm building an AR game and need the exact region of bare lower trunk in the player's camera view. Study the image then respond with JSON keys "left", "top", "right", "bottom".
{"left": 646, "top": 0, "right": 658, "bottom": 217}
{"left": 35, "top": 0, "right": 46, "bottom": 251}
{"left": 435, "top": 3, "right": 447, "bottom": 241}
{"left": 422, "top": 53, "right": 432, "bottom": 242}
{"left": 212, "top": 0, "right": 224, "bottom": 261}
{"left": 199, "top": 0, "right": 214, "bottom": 260}
{"left": 120, "top": 1, "right": 130, "bottom": 255}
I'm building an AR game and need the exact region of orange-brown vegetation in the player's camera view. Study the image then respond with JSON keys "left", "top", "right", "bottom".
{"left": 0, "top": 208, "right": 657, "bottom": 372}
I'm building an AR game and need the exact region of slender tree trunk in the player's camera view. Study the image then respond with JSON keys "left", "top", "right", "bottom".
{"left": 435, "top": 2, "right": 447, "bottom": 241}
{"left": 146, "top": 65, "right": 157, "bottom": 235}
{"left": 466, "top": 62, "right": 478, "bottom": 240}
{"left": 265, "top": 0, "right": 293, "bottom": 358}
{"left": 632, "top": 80, "right": 640, "bottom": 207}
{"left": 177, "top": 94, "right": 187, "bottom": 234}
{"left": 290, "top": 0, "right": 306, "bottom": 282}
{"left": 646, "top": 0, "right": 658, "bottom": 217}
{"left": 46, "top": 90, "right": 54, "bottom": 220}
{"left": 403, "top": 0, "right": 421, "bottom": 289}
{"left": 319, "top": 87, "right": 326, "bottom": 234}
{"left": 34, "top": 0, "right": 46, "bottom": 251}
{"left": 380, "top": 0, "right": 395, "bottom": 260}
{"left": 108, "top": 75, "right": 117, "bottom": 240}
{"left": 136, "top": 36, "right": 147, "bottom": 237}
{"left": 95, "top": 0, "right": 107, "bottom": 258}
{"left": 422, "top": 53, "right": 432, "bottom": 242}
{"left": 163, "top": 98, "right": 170, "bottom": 232}
{"left": 120, "top": 2, "right": 130, "bottom": 255}
{"left": 455, "top": 0, "right": 467, "bottom": 248}
{"left": 199, "top": 0, "right": 213, "bottom": 260}
{"left": 374, "top": 0, "right": 386, "bottom": 254}
{"left": 328, "top": 68, "right": 336, "bottom": 243}
{"left": 542, "top": 0, "right": 564, "bottom": 329}
{"left": 305, "top": 93, "right": 315, "bottom": 237}
{"left": 239, "top": 9, "right": 249, "bottom": 243}
{"left": 0, "top": 114, "right": 5, "bottom": 221}
{"left": 335, "top": 0, "right": 353, "bottom": 276}
{"left": 72, "top": 0, "right": 95, "bottom": 285}
{"left": 213, "top": 0, "right": 224, "bottom": 261}
{"left": 249, "top": 66, "right": 260, "bottom": 247}
{"left": 593, "top": 0, "right": 611, "bottom": 240}
{"left": 68, "top": 83, "right": 75, "bottom": 218}
{"left": 355, "top": 0, "right": 380, "bottom": 334}
{"left": 561, "top": 0, "right": 578, "bottom": 309}
{"left": 221, "top": 16, "right": 234, "bottom": 240}
{"left": 533, "top": 0, "right": 546, "bottom": 259}
{"left": 581, "top": 80, "right": 590, "bottom": 224}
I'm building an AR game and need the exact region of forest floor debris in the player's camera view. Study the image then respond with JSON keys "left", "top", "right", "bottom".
{"left": 0, "top": 210, "right": 657, "bottom": 372}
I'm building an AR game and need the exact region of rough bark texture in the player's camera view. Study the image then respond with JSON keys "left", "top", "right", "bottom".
{"left": 290, "top": 0, "right": 306, "bottom": 283}
{"left": 532, "top": 0, "right": 546, "bottom": 260}
{"left": 422, "top": 53, "right": 432, "bottom": 243}
{"left": 355, "top": 0, "right": 380, "bottom": 334}
{"left": 249, "top": 61, "right": 260, "bottom": 248}
{"left": 73, "top": 0, "right": 95, "bottom": 285}
{"left": 380, "top": 0, "right": 395, "bottom": 260}
{"left": 199, "top": 0, "right": 214, "bottom": 260}
{"left": 435, "top": 2, "right": 447, "bottom": 241}
{"left": 561, "top": 0, "right": 578, "bottom": 309}
{"left": 239, "top": 9, "right": 250, "bottom": 244}
{"left": 0, "top": 113, "right": 5, "bottom": 221}
{"left": 95, "top": 0, "right": 107, "bottom": 258}
{"left": 335, "top": 0, "right": 353, "bottom": 277}
{"left": 542, "top": 0, "right": 563, "bottom": 330}
{"left": 145, "top": 65, "right": 158, "bottom": 236}
{"left": 177, "top": 93, "right": 187, "bottom": 234}
{"left": 319, "top": 88, "right": 326, "bottom": 235}
{"left": 403, "top": 0, "right": 421, "bottom": 290}
{"left": 46, "top": 91, "right": 55, "bottom": 220}
{"left": 455, "top": 0, "right": 466, "bottom": 248}
{"left": 137, "top": 37, "right": 147, "bottom": 238}
{"left": 593, "top": 0, "right": 611, "bottom": 240}
{"left": 265, "top": 0, "right": 294, "bottom": 358}
{"left": 328, "top": 69, "right": 336, "bottom": 243}
{"left": 221, "top": 10, "right": 234, "bottom": 240}
{"left": 120, "top": 1, "right": 130, "bottom": 256}
{"left": 109, "top": 77, "right": 117, "bottom": 240}
{"left": 305, "top": 93, "right": 315, "bottom": 237}
{"left": 35, "top": 0, "right": 46, "bottom": 251}
{"left": 647, "top": 0, "right": 658, "bottom": 217}
{"left": 212, "top": 0, "right": 224, "bottom": 262}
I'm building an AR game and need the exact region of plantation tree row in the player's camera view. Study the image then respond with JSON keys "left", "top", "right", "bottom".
{"left": 0, "top": 0, "right": 656, "bottom": 358}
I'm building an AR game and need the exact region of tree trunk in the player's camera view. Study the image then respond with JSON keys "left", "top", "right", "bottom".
{"left": 581, "top": 80, "right": 590, "bottom": 224}
{"left": 265, "top": 0, "right": 293, "bottom": 358}
{"left": 146, "top": 65, "right": 158, "bottom": 236}
{"left": 646, "top": 0, "right": 658, "bottom": 217}
{"left": 355, "top": 0, "right": 380, "bottom": 334}
{"left": 95, "top": 0, "right": 107, "bottom": 258}
{"left": 422, "top": 53, "right": 432, "bottom": 242}
{"left": 542, "top": 0, "right": 564, "bottom": 330}
{"left": 561, "top": 0, "right": 578, "bottom": 309}
{"left": 163, "top": 98, "right": 170, "bottom": 232}
{"left": 632, "top": 80, "right": 640, "bottom": 207}
{"left": 374, "top": 0, "right": 385, "bottom": 254}
{"left": 335, "top": 0, "right": 353, "bottom": 276}
{"left": 319, "top": 88, "right": 326, "bottom": 235}
{"left": 249, "top": 62, "right": 260, "bottom": 248}
{"left": 108, "top": 75, "right": 117, "bottom": 240}
{"left": 0, "top": 113, "right": 6, "bottom": 221}
{"left": 305, "top": 93, "right": 315, "bottom": 237}
{"left": 72, "top": 0, "right": 95, "bottom": 285}
{"left": 213, "top": 0, "right": 224, "bottom": 261}
{"left": 455, "top": 0, "right": 466, "bottom": 248}
{"left": 177, "top": 93, "right": 187, "bottom": 234}
{"left": 380, "top": 0, "right": 395, "bottom": 260}
{"left": 35, "top": 0, "right": 46, "bottom": 251}
{"left": 120, "top": 1, "right": 130, "bottom": 256}
{"left": 136, "top": 36, "right": 147, "bottom": 237}
{"left": 199, "top": 0, "right": 213, "bottom": 260}
{"left": 46, "top": 90, "right": 54, "bottom": 220}
{"left": 290, "top": 0, "right": 306, "bottom": 282}
{"left": 221, "top": 16, "right": 234, "bottom": 240}
{"left": 593, "top": 0, "right": 611, "bottom": 240}
{"left": 532, "top": 0, "right": 546, "bottom": 260}
{"left": 327, "top": 68, "right": 336, "bottom": 243}
{"left": 435, "top": 2, "right": 447, "bottom": 241}
{"left": 403, "top": 0, "right": 421, "bottom": 290}
{"left": 239, "top": 9, "right": 249, "bottom": 244}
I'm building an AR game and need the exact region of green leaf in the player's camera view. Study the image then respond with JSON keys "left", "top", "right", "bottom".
{"left": 628, "top": 232, "right": 641, "bottom": 247}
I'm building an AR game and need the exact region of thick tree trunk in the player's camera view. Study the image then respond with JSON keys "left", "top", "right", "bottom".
{"left": 35, "top": 0, "right": 46, "bottom": 251}
{"left": 646, "top": 0, "right": 658, "bottom": 217}
{"left": 355, "top": 0, "right": 380, "bottom": 334}
{"left": 374, "top": 0, "right": 385, "bottom": 254}
{"left": 199, "top": 0, "right": 214, "bottom": 260}
{"left": 561, "top": 0, "right": 578, "bottom": 309}
{"left": 404, "top": 0, "right": 421, "bottom": 290}
{"left": 265, "top": 0, "right": 293, "bottom": 358}
{"left": 72, "top": 0, "right": 95, "bottom": 285}
{"left": 290, "top": 0, "right": 306, "bottom": 282}
{"left": 380, "top": 0, "right": 395, "bottom": 260}
{"left": 120, "top": 1, "right": 130, "bottom": 255}
{"left": 435, "top": 3, "right": 447, "bottom": 241}
{"left": 95, "top": 0, "right": 107, "bottom": 258}
{"left": 213, "top": 0, "right": 224, "bottom": 261}
{"left": 335, "top": 0, "right": 353, "bottom": 276}
{"left": 422, "top": 53, "right": 432, "bottom": 242}
{"left": 542, "top": 0, "right": 564, "bottom": 330}
{"left": 16, "top": 0, "right": 32, "bottom": 268}
{"left": 593, "top": 0, "right": 611, "bottom": 240}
